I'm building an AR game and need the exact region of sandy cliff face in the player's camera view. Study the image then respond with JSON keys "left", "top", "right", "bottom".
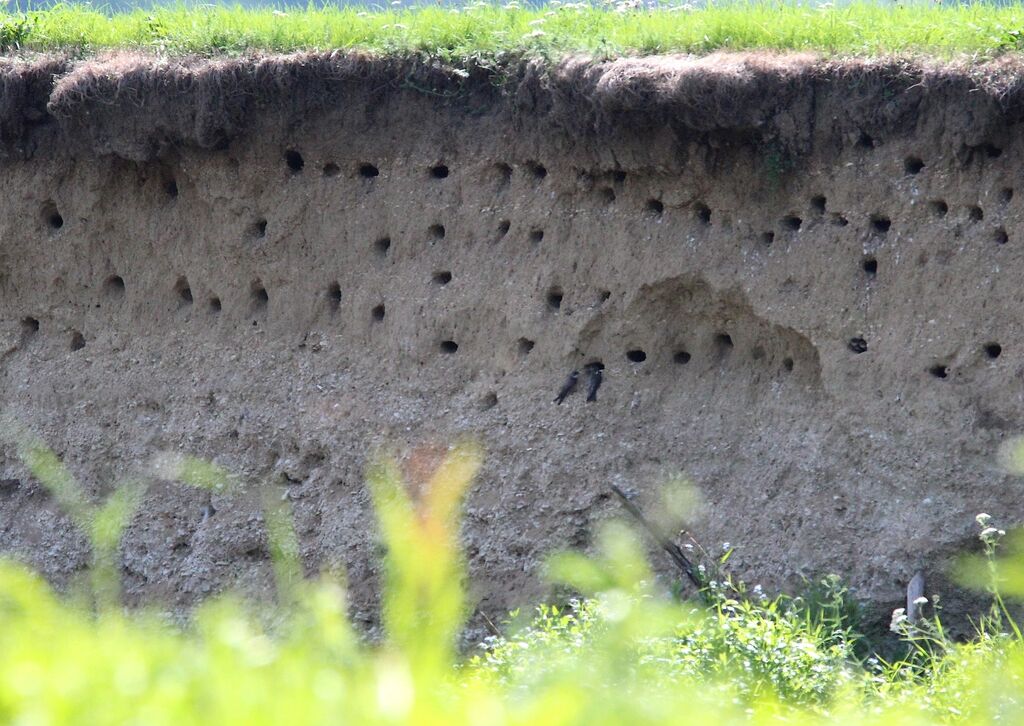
{"left": 1, "top": 51, "right": 1023, "bottom": 626}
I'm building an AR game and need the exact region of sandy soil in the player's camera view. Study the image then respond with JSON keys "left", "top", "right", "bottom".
{"left": 0, "top": 52, "right": 1022, "bottom": 633}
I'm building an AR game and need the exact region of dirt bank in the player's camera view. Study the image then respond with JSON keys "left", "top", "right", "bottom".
{"left": 0, "top": 51, "right": 1022, "bottom": 629}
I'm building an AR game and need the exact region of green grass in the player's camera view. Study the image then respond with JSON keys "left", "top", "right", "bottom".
{"left": 4, "top": 430, "right": 1024, "bottom": 723}
{"left": 4, "top": 2, "right": 1024, "bottom": 60}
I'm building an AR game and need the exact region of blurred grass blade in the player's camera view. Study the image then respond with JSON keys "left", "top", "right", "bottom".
{"left": 368, "top": 442, "right": 481, "bottom": 679}
{"left": 20, "top": 437, "right": 90, "bottom": 526}
{"left": 89, "top": 478, "right": 146, "bottom": 611}
{"left": 151, "top": 452, "right": 240, "bottom": 493}
{"left": 262, "top": 487, "right": 303, "bottom": 608}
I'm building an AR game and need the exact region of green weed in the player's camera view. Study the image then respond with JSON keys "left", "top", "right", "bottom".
{"left": 0, "top": 434, "right": 1023, "bottom": 723}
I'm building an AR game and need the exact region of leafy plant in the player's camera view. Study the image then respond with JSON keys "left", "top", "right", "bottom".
{"left": 0, "top": 13, "right": 33, "bottom": 52}
{"left": 2, "top": 433, "right": 1024, "bottom": 722}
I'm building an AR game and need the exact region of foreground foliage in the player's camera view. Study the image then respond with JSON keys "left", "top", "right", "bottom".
{"left": 1, "top": 434, "right": 1024, "bottom": 723}
{"left": 4, "top": 2, "right": 1024, "bottom": 59}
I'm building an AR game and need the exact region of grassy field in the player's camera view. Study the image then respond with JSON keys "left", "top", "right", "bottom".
{"left": 3, "top": 433, "right": 1024, "bottom": 723}
{"left": 3, "top": 2, "right": 1024, "bottom": 60}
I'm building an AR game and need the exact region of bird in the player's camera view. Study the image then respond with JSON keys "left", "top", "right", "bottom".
{"left": 554, "top": 370, "right": 579, "bottom": 404}
{"left": 585, "top": 363, "right": 604, "bottom": 402}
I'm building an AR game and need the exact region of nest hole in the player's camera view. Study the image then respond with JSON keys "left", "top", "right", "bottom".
{"left": 695, "top": 203, "right": 712, "bottom": 225}
{"left": 871, "top": 215, "right": 891, "bottom": 233}
{"left": 904, "top": 157, "right": 925, "bottom": 175}
{"left": 673, "top": 350, "right": 692, "bottom": 365}
{"left": 251, "top": 282, "right": 269, "bottom": 309}
{"left": 250, "top": 218, "right": 267, "bottom": 240}
{"left": 830, "top": 214, "right": 849, "bottom": 227}
{"left": 21, "top": 317, "right": 38, "bottom": 337}
{"left": 517, "top": 338, "right": 535, "bottom": 357}
{"left": 985, "top": 343, "right": 1003, "bottom": 359}
{"left": 480, "top": 392, "right": 498, "bottom": 411}
{"left": 761, "top": 232, "right": 775, "bottom": 247}
{"left": 930, "top": 200, "right": 949, "bottom": 218}
{"left": 848, "top": 337, "right": 868, "bottom": 354}
{"left": 995, "top": 227, "right": 1009, "bottom": 245}
{"left": 626, "top": 349, "right": 647, "bottom": 363}
{"left": 862, "top": 256, "right": 878, "bottom": 276}
{"left": 547, "top": 288, "right": 563, "bottom": 311}
{"left": 430, "top": 164, "right": 449, "bottom": 179}
{"left": 104, "top": 275, "right": 125, "bottom": 299}
{"left": 983, "top": 143, "right": 1003, "bottom": 159}
{"left": 783, "top": 357, "right": 794, "bottom": 371}
{"left": 372, "top": 304, "right": 385, "bottom": 321}
{"left": 164, "top": 179, "right": 179, "bottom": 198}
{"left": 810, "top": 195, "right": 827, "bottom": 213}
{"left": 715, "top": 333, "right": 734, "bottom": 356}
{"left": 855, "top": 132, "right": 875, "bottom": 150}
{"left": 429, "top": 224, "right": 446, "bottom": 240}
{"left": 782, "top": 215, "right": 802, "bottom": 231}
{"left": 285, "top": 149, "right": 304, "bottom": 173}
{"left": 528, "top": 162, "right": 547, "bottom": 180}
{"left": 929, "top": 364, "right": 948, "bottom": 379}
{"left": 497, "top": 220, "right": 511, "bottom": 238}
{"left": 493, "top": 163, "right": 513, "bottom": 187}
{"left": 612, "top": 170, "right": 627, "bottom": 184}
{"left": 599, "top": 187, "right": 615, "bottom": 204}
{"left": 439, "top": 340, "right": 459, "bottom": 354}
{"left": 358, "top": 163, "right": 379, "bottom": 178}
{"left": 968, "top": 205, "right": 984, "bottom": 222}
{"left": 433, "top": 271, "right": 452, "bottom": 286}
{"left": 69, "top": 331, "right": 85, "bottom": 352}
{"left": 529, "top": 229, "right": 544, "bottom": 244}
{"left": 42, "top": 201, "right": 63, "bottom": 230}
{"left": 375, "top": 236, "right": 391, "bottom": 257}
{"left": 1000, "top": 187, "right": 1014, "bottom": 204}
{"left": 646, "top": 198, "right": 664, "bottom": 216}
{"left": 327, "top": 282, "right": 342, "bottom": 311}
{"left": 174, "top": 276, "right": 193, "bottom": 306}
{"left": 322, "top": 163, "right": 341, "bottom": 178}
{"left": 209, "top": 296, "right": 222, "bottom": 314}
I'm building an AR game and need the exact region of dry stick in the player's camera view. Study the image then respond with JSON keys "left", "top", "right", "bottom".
{"left": 477, "top": 608, "right": 502, "bottom": 639}
{"left": 610, "top": 484, "right": 704, "bottom": 593}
